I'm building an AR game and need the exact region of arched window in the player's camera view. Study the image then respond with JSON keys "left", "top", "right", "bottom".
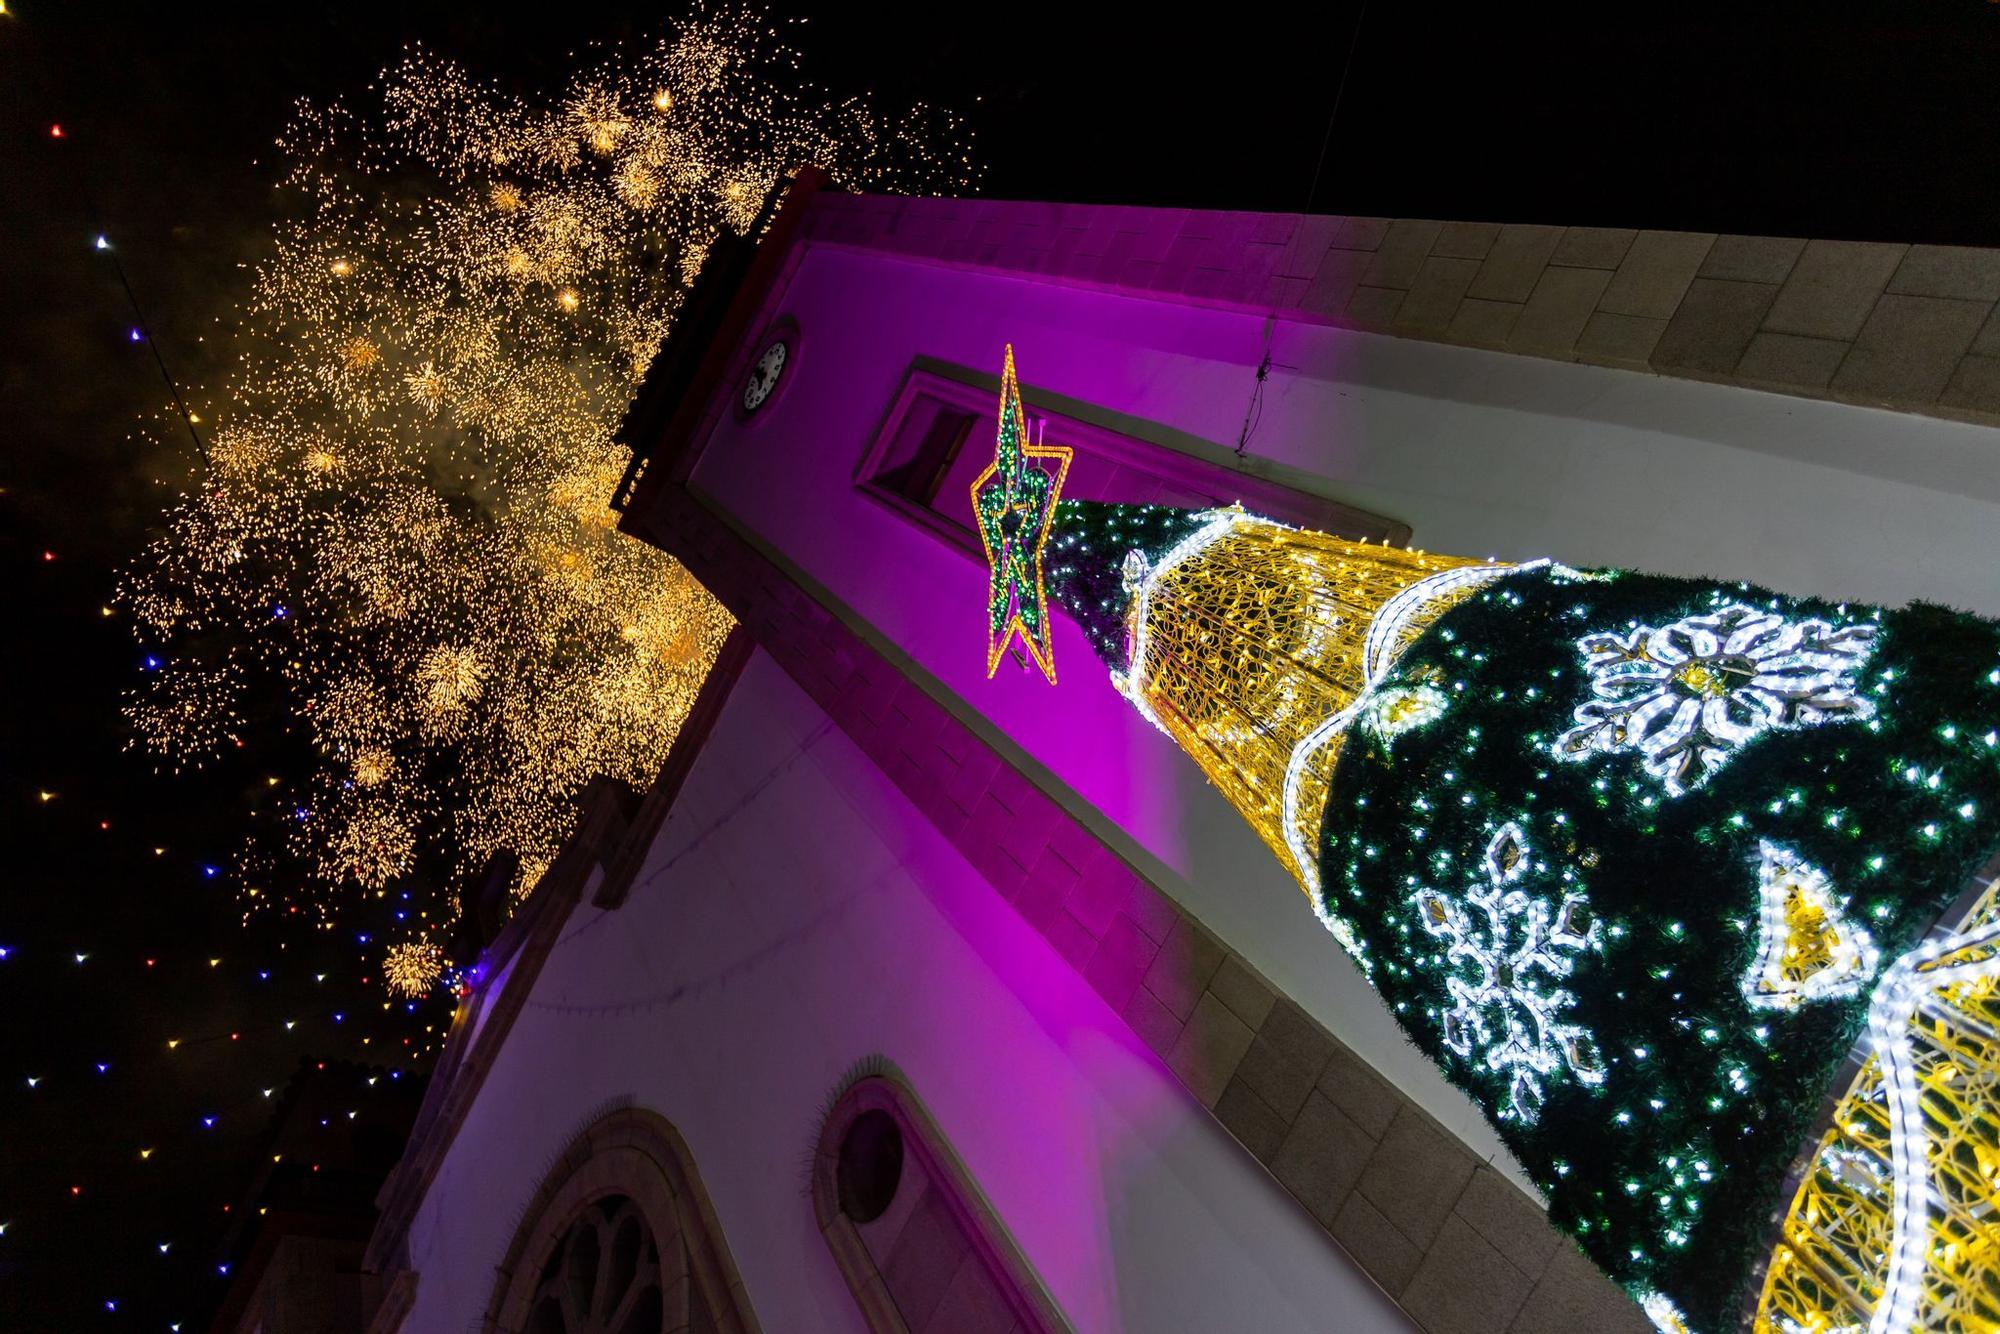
{"left": 812, "top": 1067, "right": 1070, "bottom": 1333}
{"left": 487, "top": 1108, "right": 759, "bottom": 1334}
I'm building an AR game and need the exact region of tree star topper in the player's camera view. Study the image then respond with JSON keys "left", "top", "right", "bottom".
{"left": 972, "top": 346, "right": 1071, "bottom": 682}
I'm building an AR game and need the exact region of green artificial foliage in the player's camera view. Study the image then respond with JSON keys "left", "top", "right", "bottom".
{"left": 1317, "top": 568, "right": 2000, "bottom": 1331}
{"left": 1045, "top": 499, "right": 1211, "bottom": 668}
{"left": 1041, "top": 498, "right": 2000, "bottom": 1328}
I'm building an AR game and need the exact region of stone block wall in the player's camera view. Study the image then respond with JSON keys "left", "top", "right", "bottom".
{"left": 803, "top": 193, "right": 2000, "bottom": 426}
{"left": 634, "top": 483, "right": 1652, "bottom": 1334}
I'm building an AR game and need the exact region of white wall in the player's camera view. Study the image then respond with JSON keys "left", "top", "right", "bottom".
{"left": 687, "top": 243, "right": 2000, "bottom": 1179}
{"left": 400, "top": 653, "right": 1413, "bottom": 1333}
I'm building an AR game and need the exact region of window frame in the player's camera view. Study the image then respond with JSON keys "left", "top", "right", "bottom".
{"left": 853, "top": 360, "right": 1412, "bottom": 560}
{"left": 812, "top": 1069, "right": 1072, "bottom": 1334}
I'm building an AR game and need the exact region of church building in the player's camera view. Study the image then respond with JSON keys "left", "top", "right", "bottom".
{"left": 354, "top": 171, "right": 2000, "bottom": 1334}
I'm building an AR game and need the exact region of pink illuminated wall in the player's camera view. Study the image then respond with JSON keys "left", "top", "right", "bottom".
{"left": 395, "top": 653, "right": 1415, "bottom": 1332}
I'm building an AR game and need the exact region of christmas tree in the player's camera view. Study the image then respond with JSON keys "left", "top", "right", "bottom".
{"left": 984, "top": 348, "right": 2000, "bottom": 1334}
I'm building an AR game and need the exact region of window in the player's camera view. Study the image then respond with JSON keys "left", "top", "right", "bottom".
{"left": 526, "top": 1196, "right": 661, "bottom": 1334}
{"left": 812, "top": 1066, "right": 1070, "bottom": 1333}
{"left": 868, "top": 396, "right": 980, "bottom": 512}
{"left": 856, "top": 363, "right": 1410, "bottom": 555}
{"left": 486, "top": 1108, "right": 760, "bottom": 1334}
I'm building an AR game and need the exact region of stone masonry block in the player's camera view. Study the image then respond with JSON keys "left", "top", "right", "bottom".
{"left": 1454, "top": 1166, "right": 1560, "bottom": 1279}
{"left": 1356, "top": 1106, "right": 1479, "bottom": 1249}
{"left": 1041, "top": 813, "right": 1101, "bottom": 877}
{"left": 1401, "top": 1216, "right": 1536, "bottom": 1334}
{"left": 1166, "top": 991, "right": 1255, "bottom": 1108}
{"left": 1316, "top": 1040, "right": 1403, "bottom": 1138}
{"left": 1833, "top": 292, "right": 1992, "bottom": 405}
{"left": 1334, "top": 216, "right": 1391, "bottom": 251}
{"left": 1467, "top": 224, "right": 1565, "bottom": 303}
{"left": 1574, "top": 311, "right": 1667, "bottom": 368}
{"left": 1300, "top": 248, "right": 1370, "bottom": 319}
{"left": 940, "top": 748, "right": 1000, "bottom": 818}
{"left": 992, "top": 792, "right": 1056, "bottom": 888}
{"left": 1446, "top": 298, "right": 1523, "bottom": 346}
{"left": 1396, "top": 256, "right": 1482, "bottom": 333}
{"left": 1598, "top": 229, "right": 1715, "bottom": 319}
{"left": 1345, "top": 285, "right": 1407, "bottom": 327}
{"left": 1142, "top": 916, "right": 1225, "bottom": 1022}
{"left": 1236, "top": 999, "right": 1336, "bottom": 1122}
{"left": 1270, "top": 1091, "right": 1377, "bottom": 1228}
{"left": 1652, "top": 278, "right": 1778, "bottom": 374}
{"left": 1941, "top": 354, "right": 2000, "bottom": 416}
{"left": 1507, "top": 1241, "right": 1651, "bottom": 1334}
{"left": 1120, "top": 984, "right": 1184, "bottom": 1060}
{"left": 1014, "top": 844, "right": 1083, "bottom": 937}
{"left": 1213, "top": 1076, "right": 1289, "bottom": 1164}
{"left": 1045, "top": 908, "right": 1100, "bottom": 974}
{"left": 1431, "top": 220, "right": 1501, "bottom": 261}
{"left": 1508, "top": 266, "right": 1612, "bottom": 357}
{"left": 1249, "top": 210, "right": 1298, "bottom": 246}
{"left": 1276, "top": 214, "right": 1343, "bottom": 278}
{"left": 1234, "top": 1031, "right": 1322, "bottom": 1123}
{"left": 1734, "top": 331, "right": 1848, "bottom": 394}
{"left": 1361, "top": 219, "right": 1443, "bottom": 290}
{"left": 1111, "top": 257, "right": 1157, "bottom": 291}
{"left": 958, "top": 824, "right": 1027, "bottom": 901}
{"left": 888, "top": 678, "right": 950, "bottom": 744}
{"left": 1888, "top": 244, "right": 2000, "bottom": 302}
{"left": 1698, "top": 233, "right": 1807, "bottom": 285}
{"left": 931, "top": 715, "right": 976, "bottom": 767}
{"left": 1978, "top": 304, "right": 2000, "bottom": 359}
{"left": 1062, "top": 859, "right": 1130, "bottom": 938}
{"left": 1258, "top": 274, "right": 1311, "bottom": 312}
{"left": 1764, "top": 238, "right": 1907, "bottom": 340}
{"left": 1550, "top": 226, "right": 1636, "bottom": 271}
{"left": 1332, "top": 1190, "right": 1424, "bottom": 1296}
{"left": 906, "top": 771, "right": 968, "bottom": 845}
{"left": 1082, "top": 913, "right": 1159, "bottom": 1014}
{"left": 1098, "top": 861, "right": 1181, "bottom": 946}
{"left": 1208, "top": 956, "right": 1276, "bottom": 1030}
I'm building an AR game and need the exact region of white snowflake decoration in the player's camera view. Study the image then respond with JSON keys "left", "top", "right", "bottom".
{"left": 1554, "top": 603, "right": 1877, "bottom": 796}
{"left": 1742, "top": 841, "right": 1878, "bottom": 1011}
{"left": 1413, "top": 823, "right": 1604, "bottom": 1124}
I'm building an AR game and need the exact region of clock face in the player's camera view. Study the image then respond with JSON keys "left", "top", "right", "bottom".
{"left": 741, "top": 339, "right": 788, "bottom": 413}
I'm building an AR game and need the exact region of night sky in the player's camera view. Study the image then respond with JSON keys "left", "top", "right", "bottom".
{"left": 5, "top": 4, "right": 2000, "bottom": 1330}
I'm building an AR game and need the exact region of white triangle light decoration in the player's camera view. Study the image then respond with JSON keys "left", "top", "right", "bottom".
{"left": 1741, "top": 842, "right": 1879, "bottom": 1012}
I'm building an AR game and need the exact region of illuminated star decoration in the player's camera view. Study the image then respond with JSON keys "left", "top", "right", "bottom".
{"left": 972, "top": 346, "right": 1071, "bottom": 682}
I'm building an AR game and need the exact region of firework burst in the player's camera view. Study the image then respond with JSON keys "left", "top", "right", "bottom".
{"left": 119, "top": 7, "right": 977, "bottom": 986}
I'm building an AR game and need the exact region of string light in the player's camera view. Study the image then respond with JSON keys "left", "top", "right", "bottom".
{"left": 1003, "top": 417, "right": 2000, "bottom": 1331}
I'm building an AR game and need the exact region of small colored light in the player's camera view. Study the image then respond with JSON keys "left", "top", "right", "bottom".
{"left": 94, "top": 235, "right": 108, "bottom": 250}
{"left": 129, "top": 327, "right": 143, "bottom": 342}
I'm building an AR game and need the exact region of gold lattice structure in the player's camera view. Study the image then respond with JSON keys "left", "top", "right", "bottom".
{"left": 1115, "top": 509, "right": 1519, "bottom": 899}
{"left": 1754, "top": 879, "right": 2000, "bottom": 1334}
